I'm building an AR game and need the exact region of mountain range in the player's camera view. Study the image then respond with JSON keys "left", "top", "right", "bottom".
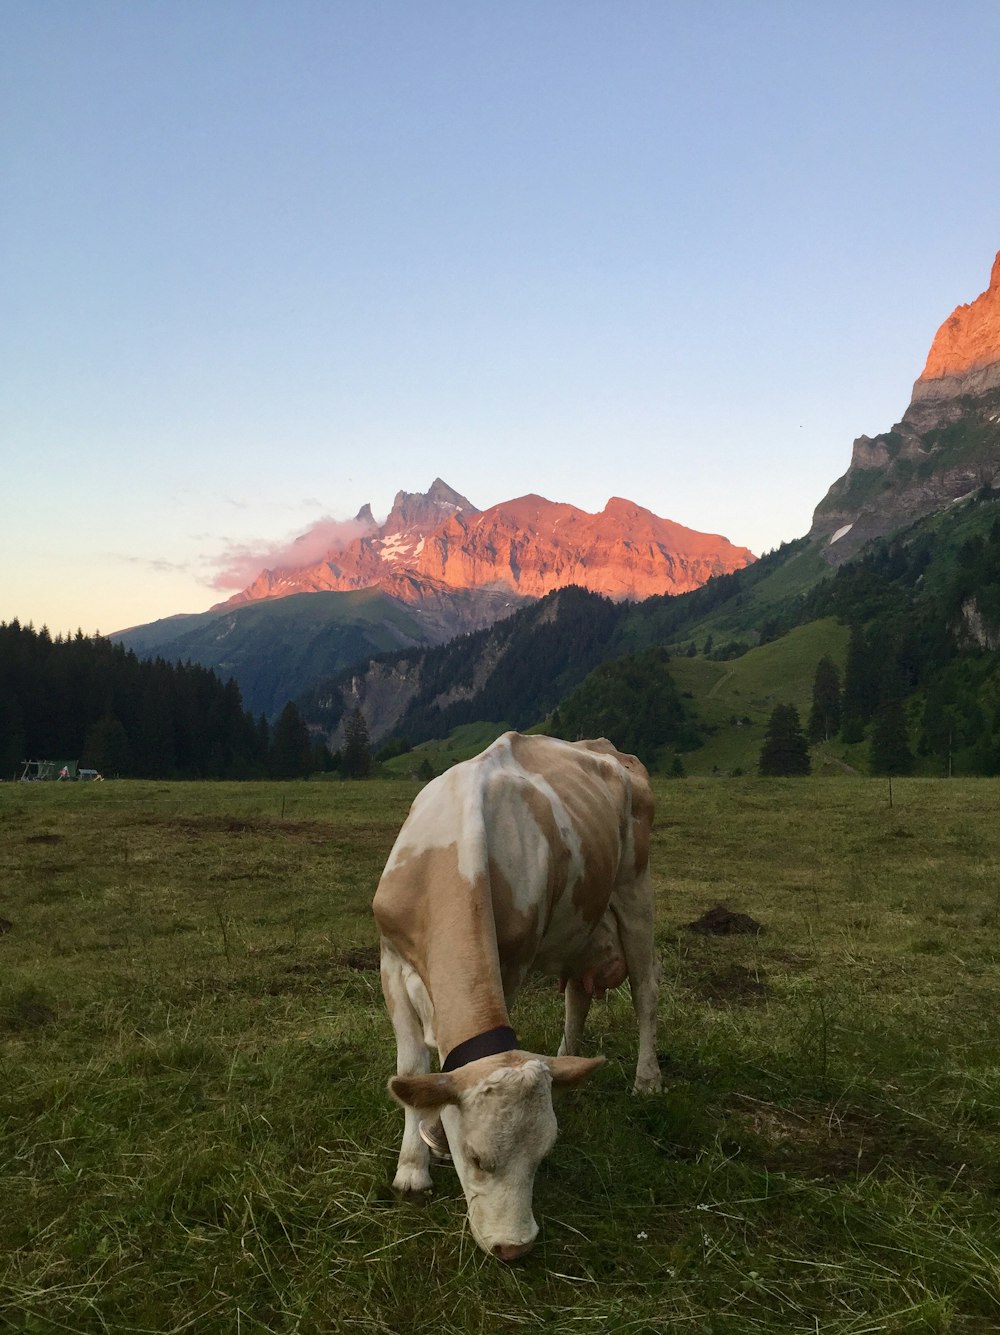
{"left": 118, "top": 483, "right": 754, "bottom": 715}
{"left": 216, "top": 477, "right": 756, "bottom": 609}
{"left": 116, "top": 247, "right": 1000, "bottom": 744}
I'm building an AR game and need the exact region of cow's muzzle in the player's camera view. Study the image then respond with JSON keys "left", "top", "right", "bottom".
{"left": 492, "top": 1238, "right": 535, "bottom": 1262}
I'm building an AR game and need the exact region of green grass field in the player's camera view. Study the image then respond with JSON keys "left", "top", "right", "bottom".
{"left": 3, "top": 776, "right": 1000, "bottom": 1333}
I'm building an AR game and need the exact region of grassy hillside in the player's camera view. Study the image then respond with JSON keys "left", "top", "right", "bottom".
{"left": 380, "top": 721, "right": 515, "bottom": 777}
{"left": 671, "top": 618, "right": 851, "bottom": 775}
{"left": 555, "top": 492, "right": 1000, "bottom": 778}
{"left": 614, "top": 539, "right": 833, "bottom": 661}
{"left": 395, "top": 618, "right": 852, "bottom": 778}
{"left": 4, "top": 777, "right": 1000, "bottom": 1332}
{"left": 672, "top": 541, "right": 832, "bottom": 649}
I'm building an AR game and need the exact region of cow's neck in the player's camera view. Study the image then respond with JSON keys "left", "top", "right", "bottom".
{"left": 442, "top": 1024, "right": 518, "bottom": 1071}
{"left": 423, "top": 899, "right": 512, "bottom": 1060}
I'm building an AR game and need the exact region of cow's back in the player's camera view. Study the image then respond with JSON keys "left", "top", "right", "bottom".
{"left": 374, "top": 732, "right": 653, "bottom": 990}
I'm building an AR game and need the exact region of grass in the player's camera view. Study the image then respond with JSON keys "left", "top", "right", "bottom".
{"left": 3, "top": 776, "right": 1000, "bottom": 1332}
{"left": 670, "top": 618, "right": 851, "bottom": 775}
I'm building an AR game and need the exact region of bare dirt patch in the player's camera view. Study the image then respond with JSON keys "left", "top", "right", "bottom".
{"left": 2, "top": 987, "right": 56, "bottom": 1032}
{"left": 727, "top": 1094, "right": 981, "bottom": 1184}
{"left": 257, "top": 945, "right": 383, "bottom": 995}
{"left": 727, "top": 1096, "right": 890, "bottom": 1178}
{"left": 685, "top": 904, "right": 764, "bottom": 935}
{"left": 144, "top": 815, "right": 338, "bottom": 844}
{"left": 684, "top": 962, "right": 769, "bottom": 1005}
{"left": 335, "top": 944, "right": 381, "bottom": 971}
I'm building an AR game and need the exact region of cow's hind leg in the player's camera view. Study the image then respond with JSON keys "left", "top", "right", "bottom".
{"left": 614, "top": 872, "right": 663, "bottom": 1094}
{"left": 380, "top": 947, "right": 434, "bottom": 1194}
{"left": 558, "top": 978, "right": 592, "bottom": 1057}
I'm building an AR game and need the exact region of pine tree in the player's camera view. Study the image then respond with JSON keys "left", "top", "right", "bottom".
{"left": 270, "top": 702, "right": 313, "bottom": 778}
{"left": 840, "top": 624, "right": 871, "bottom": 742}
{"left": 342, "top": 708, "right": 372, "bottom": 779}
{"left": 758, "top": 704, "right": 811, "bottom": 776}
{"left": 807, "top": 656, "right": 842, "bottom": 742}
{"left": 82, "top": 714, "right": 131, "bottom": 776}
{"left": 0, "top": 697, "right": 25, "bottom": 782}
{"left": 869, "top": 686, "right": 914, "bottom": 776}
{"left": 557, "top": 647, "right": 699, "bottom": 765}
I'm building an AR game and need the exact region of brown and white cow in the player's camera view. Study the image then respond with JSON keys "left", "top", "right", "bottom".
{"left": 373, "top": 731, "right": 661, "bottom": 1260}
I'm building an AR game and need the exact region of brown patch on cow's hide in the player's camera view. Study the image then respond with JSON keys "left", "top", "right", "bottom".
{"left": 570, "top": 789, "right": 625, "bottom": 926}
{"left": 554, "top": 764, "right": 621, "bottom": 921}
{"left": 686, "top": 904, "right": 764, "bottom": 936}
{"left": 373, "top": 843, "right": 443, "bottom": 963}
{"left": 629, "top": 775, "right": 654, "bottom": 877}
{"left": 374, "top": 841, "right": 510, "bottom": 1054}
{"left": 519, "top": 784, "right": 571, "bottom": 902}
{"left": 488, "top": 857, "right": 540, "bottom": 968}
{"left": 509, "top": 733, "right": 655, "bottom": 922}
{"left": 569, "top": 737, "right": 655, "bottom": 878}
{"left": 508, "top": 738, "right": 616, "bottom": 926}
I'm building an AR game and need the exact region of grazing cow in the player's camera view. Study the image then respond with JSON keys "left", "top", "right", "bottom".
{"left": 373, "top": 731, "right": 661, "bottom": 1260}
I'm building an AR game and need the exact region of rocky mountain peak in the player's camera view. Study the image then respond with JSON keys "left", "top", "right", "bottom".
{"left": 913, "top": 250, "right": 1000, "bottom": 401}
{"left": 811, "top": 247, "right": 1000, "bottom": 562}
{"left": 382, "top": 478, "right": 477, "bottom": 534}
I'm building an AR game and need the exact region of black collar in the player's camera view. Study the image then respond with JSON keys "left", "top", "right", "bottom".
{"left": 442, "top": 1025, "right": 519, "bottom": 1072}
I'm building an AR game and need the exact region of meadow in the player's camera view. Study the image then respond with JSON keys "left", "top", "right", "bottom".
{"left": 3, "top": 775, "right": 1000, "bottom": 1333}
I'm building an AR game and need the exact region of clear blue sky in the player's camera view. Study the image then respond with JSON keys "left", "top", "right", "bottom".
{"left": 4, "top": 1, "right": 1000, "bottom": 633}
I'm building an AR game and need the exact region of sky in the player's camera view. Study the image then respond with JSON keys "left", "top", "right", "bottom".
{"left": 4, "top": 1, "right": 1000, "bottom": 635}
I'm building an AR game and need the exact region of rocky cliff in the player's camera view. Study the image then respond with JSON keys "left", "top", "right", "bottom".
{"left": 913, "top": 251, "right": 1000, "bottom": 402}
{"left": 812, "top": 250, "right": 1000, "bottom": 562}
{"left": 218, "top": 480, "right": 755, "bottom": 612}
{"left": 408, "top": 494, "right": 753, "bottom": 599}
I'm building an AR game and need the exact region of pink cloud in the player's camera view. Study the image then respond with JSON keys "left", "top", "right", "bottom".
{"left": 208, "top": 515, "right": 376, "bottom": 591}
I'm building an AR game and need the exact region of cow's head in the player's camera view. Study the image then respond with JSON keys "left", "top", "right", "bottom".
{"left": 389, "top": 1051, "right": 602, "bottom": 1259}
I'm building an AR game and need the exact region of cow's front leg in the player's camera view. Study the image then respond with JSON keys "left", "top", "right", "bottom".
{"left": 380, "top": 948, "right": 434, "bottom": 1193}
{"left": 557, "top": 977, "right": 592, "bottom": 1057}
{"left": 615, "top": 875, "right": 663, "bottom": 1094}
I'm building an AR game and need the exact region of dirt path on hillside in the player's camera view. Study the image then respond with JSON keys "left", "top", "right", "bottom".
{"left": 707, "top": 669, "right": 737, "bottom": 699}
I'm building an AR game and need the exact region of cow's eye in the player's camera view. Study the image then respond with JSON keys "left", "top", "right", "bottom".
{"left": 468, "top": 1151, "right": 493, "bottom": 1175}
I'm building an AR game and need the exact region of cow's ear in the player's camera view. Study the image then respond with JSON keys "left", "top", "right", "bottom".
{"left": 388, "top": 1072, "right": 460, "bottom": 1110}
{"left": 544, "top": 1055, "right": 605, "bottom": 1088}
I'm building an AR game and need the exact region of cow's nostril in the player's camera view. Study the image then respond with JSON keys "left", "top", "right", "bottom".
{"left": 493, "top": 1240, "right": 534, "bottom": 1262}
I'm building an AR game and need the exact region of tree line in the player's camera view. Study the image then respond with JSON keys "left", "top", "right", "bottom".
{"left": 0, "top": 620, "right": 333, "bottom": 780}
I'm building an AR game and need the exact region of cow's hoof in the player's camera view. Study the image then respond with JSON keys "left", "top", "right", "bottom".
{"left": 392, "top": 1170, "right": 434, "bottom": 1197}
{"left": 632, "top": 1072, "right": 663, "bottom": 1096}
